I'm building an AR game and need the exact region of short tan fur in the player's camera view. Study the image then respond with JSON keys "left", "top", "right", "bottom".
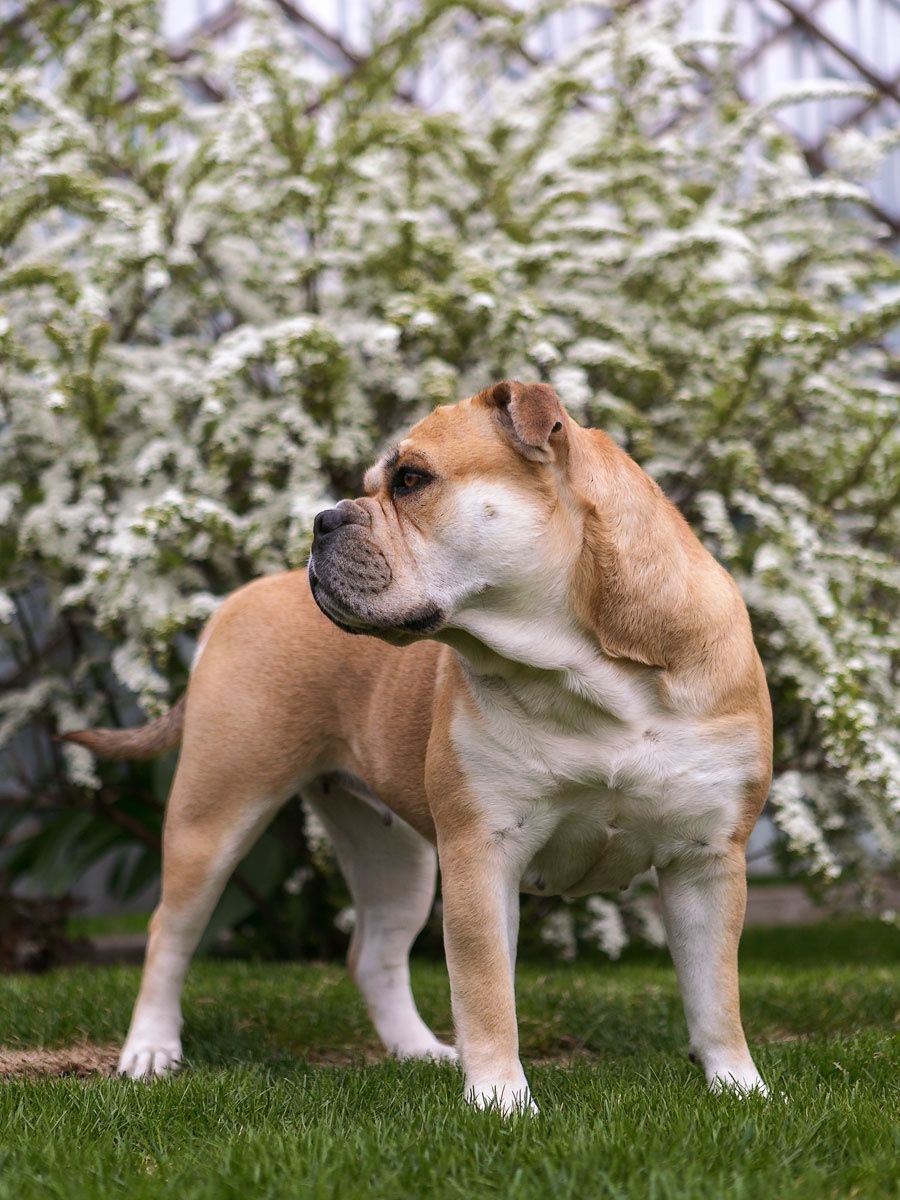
{"left": 65, "top": 381, "right": 772, "bottom": 1110}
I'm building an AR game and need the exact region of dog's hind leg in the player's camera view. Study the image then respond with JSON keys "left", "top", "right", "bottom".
{"left": 305, "top": 779, "right": 457, "bottom": 1062}
{"left": 657, "top": 846, "right": 767, "bottom": 1096}
{"left": 118, "top": 758, "right": 293, "bottom": 1080}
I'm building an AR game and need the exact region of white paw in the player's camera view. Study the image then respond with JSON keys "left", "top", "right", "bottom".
{"left": 117, "top": 1038, "right": 182, "bottom": 1080}
{"left": 465, "top": 1079, "right": 538, "bottom": 1116}
{"left": 708, "top": 1069, "right": 769, "bottom": 1098}
{"left": 395, "top": 1039, "right": 459, "bottom": 1063}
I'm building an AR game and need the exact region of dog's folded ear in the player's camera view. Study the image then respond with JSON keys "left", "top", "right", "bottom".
{"left": 481, "top": 380, "right": 567, "bottom": 462}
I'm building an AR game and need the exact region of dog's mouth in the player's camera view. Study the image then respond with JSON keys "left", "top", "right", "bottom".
{"left": 307, "top": 561, "right": 372, "bottom": 635}
{"left": 307, "top": 562, "right": 444, "bottom": 639}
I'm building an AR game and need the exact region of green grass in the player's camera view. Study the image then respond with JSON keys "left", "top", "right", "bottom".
{"left": 67, "top": 911, "right": 152, "bottom": 938}
{"left": 0, "top": 920, "right": 897, "bottom": 1199}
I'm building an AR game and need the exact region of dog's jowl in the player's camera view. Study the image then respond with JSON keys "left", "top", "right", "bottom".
{"left": 66, "top": 380, "right": 772, "bottom": 1113}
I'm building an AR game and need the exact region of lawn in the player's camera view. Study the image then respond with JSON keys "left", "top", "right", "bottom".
{"left": 0, "top": 920, "right": 896, "bottom": 1199}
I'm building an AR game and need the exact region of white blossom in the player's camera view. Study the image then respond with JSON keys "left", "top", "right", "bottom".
{"left": 541, "top": 907, "right": 577, "bottom": 961}
{"left": 583, "top": 897, "right": 628, "bottom": 960}
{"left": 334, "top": 906, "right": 357, "bottom": 934}
{"left": 0, "top": 591, "right": 15, "bottom": 624}
{"left": 1, "top": 0, "right": 896, "bottom": 950}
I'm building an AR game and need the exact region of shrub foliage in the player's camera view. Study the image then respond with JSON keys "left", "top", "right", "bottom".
{"left": 1, "top": 0, "right": 897, "bottom": 956}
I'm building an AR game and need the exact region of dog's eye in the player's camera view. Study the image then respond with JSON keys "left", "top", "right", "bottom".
{"left": 392, "top": 468, "right": 431, "bottom": 496}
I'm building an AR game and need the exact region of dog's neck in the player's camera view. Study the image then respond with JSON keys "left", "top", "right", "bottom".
{"left": 438, "top": 601, "right": 658, "bottom": 726}
{"left": 432, "top": 422, "right": 743, "bottom": 726}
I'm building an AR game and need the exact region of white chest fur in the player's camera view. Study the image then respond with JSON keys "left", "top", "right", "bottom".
{"left": 450, "top": 645, "right": 759, "bottom": 898}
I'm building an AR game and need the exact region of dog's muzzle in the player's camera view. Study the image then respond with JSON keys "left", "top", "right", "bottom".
{"left": 309, "top": 502, "right": 443, "bottom": 637}
{"left": 309, "top": 502, "right": 390, "bottom": 631}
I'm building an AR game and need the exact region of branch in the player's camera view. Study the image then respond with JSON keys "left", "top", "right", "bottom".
{"left": 0, "top": 627, "right": 68, "bottom": 691}
{"left": 269, "top": 0, "right": 364, "bottom": 68}
{"left": 738, "top": 0, "right": 830, "bottom": 72}
{"left": 822, "top": 416, "right": 897, "bottom": 506}
{"left": 768, "top": 0, "right": 900, "bottom": 106}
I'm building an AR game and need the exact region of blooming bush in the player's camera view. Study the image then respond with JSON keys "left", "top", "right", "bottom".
{"left": 1, "top": 0, "right": 897, "bottom": 956}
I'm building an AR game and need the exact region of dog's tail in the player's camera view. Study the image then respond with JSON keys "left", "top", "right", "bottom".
{"left": 60, "top": 695, "right": 186, "bottom": 761}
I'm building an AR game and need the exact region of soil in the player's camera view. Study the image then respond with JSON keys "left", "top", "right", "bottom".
{"left": 0, "top": 1043, "right": 120, "bottom": 1079}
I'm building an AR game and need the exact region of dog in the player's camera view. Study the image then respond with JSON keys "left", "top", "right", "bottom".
{"left": 66, "top": 380, "right": 772, "bottom": 1112}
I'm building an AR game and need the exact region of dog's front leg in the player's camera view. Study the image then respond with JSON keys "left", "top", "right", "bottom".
{"left": 438, "top": 827, "right": 536, "bottom": 1115}
{"left": 657, "top": 847, "right": 768, "bottom": 1096}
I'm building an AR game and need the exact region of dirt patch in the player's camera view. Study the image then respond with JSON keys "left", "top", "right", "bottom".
{"left": 0, "top": 1044, "right": 119, "bottom": 1079}
{"left": 300, "top": 1047, "right": 384, "bottom": 1067}
{"left": 530, "top": 1052, "right": 600, "bottom": 1067}
{"left": 757, "top": 1030, "right": 813, "bottom": 1045}
{"left": 0, "top": 1043, "right": 395, "bottom": 1077}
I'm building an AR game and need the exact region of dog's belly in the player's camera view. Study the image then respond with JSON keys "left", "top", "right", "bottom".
{"left": 517, "top": 783, "right": 740, "bottom": 898}
{"left": 521, "top": 799, "right": 652, "bottom": 896}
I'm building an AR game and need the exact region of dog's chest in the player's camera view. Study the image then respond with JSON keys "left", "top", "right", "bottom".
{"left": 453, "top": 665, "right": 755, "bottom": 896}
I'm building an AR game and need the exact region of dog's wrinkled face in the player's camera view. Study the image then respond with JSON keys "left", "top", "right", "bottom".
{"left": 308, "top": 381, "right": 579, "bottom": 641}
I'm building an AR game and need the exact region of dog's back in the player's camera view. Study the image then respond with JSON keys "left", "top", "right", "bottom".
{"left": 65, "top": 569, "right": 445, "bottom": 838}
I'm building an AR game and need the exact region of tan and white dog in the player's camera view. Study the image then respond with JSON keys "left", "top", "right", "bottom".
{"left": 67, "top": 380, "right": 773, "bottom": 1113}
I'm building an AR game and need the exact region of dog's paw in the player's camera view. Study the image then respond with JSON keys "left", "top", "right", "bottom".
{"left": 117, "top": 1038, "right": 182, "bottom": 1080}
{"left": 708, "top": 1069, "right": 769, "bottom": 1099}
{"left": 395, "top": 1039, "right": 459, "bottom": 1064}
{"left": 465, "top": 1078, "right": 538, "bottom": 1116}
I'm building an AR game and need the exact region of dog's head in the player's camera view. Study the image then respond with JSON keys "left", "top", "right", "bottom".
{"left": 308, "top": 381, "right": 584, "bottom": 643}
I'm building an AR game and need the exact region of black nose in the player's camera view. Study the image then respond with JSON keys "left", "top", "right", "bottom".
{"left": 313, "top": 505, "right": 354, "bottom": 538}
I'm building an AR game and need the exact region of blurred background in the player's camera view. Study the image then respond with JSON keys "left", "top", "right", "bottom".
{"left": 165, "top": 0, "right": 900, "bottom": 222}
{"left": 0, "top": 0, "right": 897, "bottom": 970}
